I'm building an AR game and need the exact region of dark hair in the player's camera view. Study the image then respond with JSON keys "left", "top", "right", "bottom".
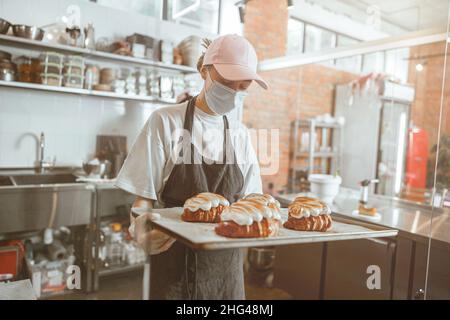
{"left": 196, "top": 38, "right": 212, "bottom": 72}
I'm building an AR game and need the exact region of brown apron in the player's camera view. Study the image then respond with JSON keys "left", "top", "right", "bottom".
{"left": 152, "top": 96, "right": 245, "bottom": 300}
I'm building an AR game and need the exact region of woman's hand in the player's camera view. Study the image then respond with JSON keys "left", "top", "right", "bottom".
{"left": 130, "top": 197, "right": 176, "bottom": 255}
{"left": 134, "top": 212, "right": 176, "bottom": 255}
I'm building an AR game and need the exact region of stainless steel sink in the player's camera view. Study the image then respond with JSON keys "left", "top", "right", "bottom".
{"left": 0, "top": 168, "right": 95, "bottom": 234}
{"left": 0, "top": 176, "right": 14, "bottom": 186}
{"left": 9, "top": 173, "right": 79, "bottom": 186}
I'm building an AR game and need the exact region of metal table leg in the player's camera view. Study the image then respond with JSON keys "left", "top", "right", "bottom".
{"left": 318, "top": 242, "right": 328, "bottom": 300}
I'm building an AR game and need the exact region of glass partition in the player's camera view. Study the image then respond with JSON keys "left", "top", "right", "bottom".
{"left": 425, "top": 8, "right": 450, "bottom": 300}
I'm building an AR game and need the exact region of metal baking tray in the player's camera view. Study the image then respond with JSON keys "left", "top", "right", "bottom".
{"left": 134, "top": 207, "right": 398, "bottom": 251}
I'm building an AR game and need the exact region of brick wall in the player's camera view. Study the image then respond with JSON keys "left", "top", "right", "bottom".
{"left": 408, "top": 42, "right": 450, "bottom": 148}
{"left": 242, "top": 1, "right": 449, "bottom": 193}
{"left": 242, "top": 0, "right": 358, "bottom": 192}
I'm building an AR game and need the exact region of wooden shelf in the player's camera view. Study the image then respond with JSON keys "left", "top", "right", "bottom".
{"left": 0, "top": 34, "right": 197, "bottom": 74}
{"left": 0, "top": 80, "right": 177, "bottom": 104}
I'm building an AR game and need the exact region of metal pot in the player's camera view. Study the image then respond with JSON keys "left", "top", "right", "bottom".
{"left": 0, "top": 69, "right": 15, "bottom": 81}
{"left": 247, "top": 247, "right": 276, "bottom": 271}
{"left": 12, "top": 24, "right": 44, "bottom": 41}
{"left": 0, "top": 18, "right": 11, "bottom": 34}
{"left": 82, "top": 160, "right": 112, "bottom": 179}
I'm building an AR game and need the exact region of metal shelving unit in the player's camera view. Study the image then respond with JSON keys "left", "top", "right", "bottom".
{"left": 0, "top": 34, "right": 197, "bottom": 103}
{"left": 0, "top": 34, "right": 197, "bottom": 74}
{"left": 0, "top": 80, "right": 177, "bottom": 104}
{"left": 98, "top": 263, "right": 144, "bottom": 277}
{"left": 289, "top": 119, "right": 343, "bottom": 192}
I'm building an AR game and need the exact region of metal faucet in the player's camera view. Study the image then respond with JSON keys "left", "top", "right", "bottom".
{"left": 36, "top": 132, "right": 53, "bottom": 173}
{"left": 359, "top": 179, "right": 379, "bottom": 205}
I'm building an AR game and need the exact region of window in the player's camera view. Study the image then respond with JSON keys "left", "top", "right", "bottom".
{"left": 93, "top": 0, "right": 162, "bottom": 18}
{"left": 335, "top": 35, "right": 362, "bottom": 73}
{"left": 287, "top": 18, "right": 304, "bottom": 55}
{"left": 385, "top": 48, "right": 410, "bottom": 83}
{"left": 167, "top": 0, "right": 220, "bottom": 33}
{"left": 362, "top": 51, "right": 385, "bottom": 73}
{"left": 335, "top": 55, "right": 362, "bottom": 73}
{"left": 337, "top": 35, "right": 359, "bottom": 47}
{"left": 304, "top": 24, "right": 336, "bottom": 53}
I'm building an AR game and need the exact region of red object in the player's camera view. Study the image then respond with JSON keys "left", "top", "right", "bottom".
{"left": 405, "top": 128, "right": 429, "bottom": 189}
{"left": 0, "top": 240, "right": 25, "bottom": 280}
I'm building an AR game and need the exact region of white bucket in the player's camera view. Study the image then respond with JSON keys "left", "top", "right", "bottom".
{"left": 308, "top": 174, "right": 342, "bottom": 204}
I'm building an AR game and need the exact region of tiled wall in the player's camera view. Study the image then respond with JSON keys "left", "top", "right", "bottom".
{"left": 0, "top": 0, "right": 213, "bottom": 168}
{"left": 0, "top": 88, "right": 159, "bottom": 167}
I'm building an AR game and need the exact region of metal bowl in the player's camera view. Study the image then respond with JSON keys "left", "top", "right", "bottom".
{"left": 0, "top": 18, "right": 11, "bottom": 34}
{"left": 12, "top": 24, "right": 44, "bottom": 41}
{"left": 82, "top": 160, "right": 112, "bottom": 179}
{"left": 0, "top": 69, "right": 15, "bottom": 81}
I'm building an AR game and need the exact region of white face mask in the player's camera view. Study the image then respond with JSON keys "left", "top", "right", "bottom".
{"left": 204, "top": 71, "right": 248, "bottom": 115}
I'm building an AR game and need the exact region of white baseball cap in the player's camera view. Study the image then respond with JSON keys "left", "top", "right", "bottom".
{"left": 202, "top": 34, "right": 268, "bottom": 90}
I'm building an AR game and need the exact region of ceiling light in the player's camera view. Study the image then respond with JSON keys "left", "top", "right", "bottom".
{"left": 415, "top": 63, "right": 424, "bottom": 72}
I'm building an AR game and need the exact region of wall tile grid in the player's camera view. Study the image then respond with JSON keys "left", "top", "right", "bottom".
{"left": 0, "top": 0, "right": 213, "bottom": 168}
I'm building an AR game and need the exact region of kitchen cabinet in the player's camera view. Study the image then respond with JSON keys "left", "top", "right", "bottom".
{"left": 322, "top": 238, "right": 395, "bottom": 299}
{"left": 273, "top": 235, "right": 450, "bottom": 299}
{"left": 273, "top": 243, "right": 324, "bottom": 299}
{"left": 273, "top": 238, "right": 396, "bottom": 300}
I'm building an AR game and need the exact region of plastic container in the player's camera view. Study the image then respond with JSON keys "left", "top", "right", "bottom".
{"left": 41, "top": 73, "right": 62, "bottom": 86}
{"left": 15, "top": 56, "right": 32, "bottom": 82}
{"left": 308, "top": 174, "right": 342, "bottom": 204}
{"left": 39, "top": 52, "right": 64, "bottom": 67}
{"left": 64, "top": 74, "right": 84, "bottom": 88}
{"left": 84, "top": 64, "right": 100, "bottom": 90}
{"left": 106, "top": 223, "right": 124, "bottom": 267}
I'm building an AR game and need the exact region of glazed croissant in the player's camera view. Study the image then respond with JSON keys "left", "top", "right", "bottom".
{"left": 215, "top": 193, "right": 282, "bottom": 238}
{"left": 182, "top": 192, "right": 229, "bottom": 223}
{"left": 283, "top": 196, "right": 332, "bottom": 232}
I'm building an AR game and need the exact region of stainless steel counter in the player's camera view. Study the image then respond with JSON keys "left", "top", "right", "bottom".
{"left": 276, "top": 188, "right": 450, "bottom": 246}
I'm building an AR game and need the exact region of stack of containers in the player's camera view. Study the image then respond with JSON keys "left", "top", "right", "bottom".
{"left": 172, "top": 75, "right": 185, "bottom": 99}
{"left": 147, "top": 71, "right": 160, "bottom": 98}
{"left": 159, "top": 75, "right": 173, "bottom": 100}
{"left": 39, "top": 52, "right": 64, "bottom": 86}
{"left": 136, "top": 69, "right": 147, "bottom": 96}
{"left": 63, "top": 55, "right": 85, "bottom": 88}
{"left": 111, "top": 68, "right": 128, "bottom": 94}
{"left": 158, "top": 40, "right": 174, "bottom": 64}
{"left": 125, "top": 69, "right": 137, "bottom": 95}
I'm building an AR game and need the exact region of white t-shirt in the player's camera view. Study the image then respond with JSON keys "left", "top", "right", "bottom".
{"left": 115, "top": 101, "right": 262, "bottom": 207}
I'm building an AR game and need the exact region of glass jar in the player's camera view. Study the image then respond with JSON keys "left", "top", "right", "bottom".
{"left": 15, "top": 56, "right": 32, "bottom": 82}
{"left": 84, "top": 64, "right": 99, "bottom": 90}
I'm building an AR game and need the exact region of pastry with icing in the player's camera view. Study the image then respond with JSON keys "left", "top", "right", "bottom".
{"left": 283, "top": 196, "right": 332, "bottom": 232}
{"left": 215, "top": 193, "right": 282, "bottom": 238}
{"left": 182, "top": 192, "right": 230, "bottom": 223}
